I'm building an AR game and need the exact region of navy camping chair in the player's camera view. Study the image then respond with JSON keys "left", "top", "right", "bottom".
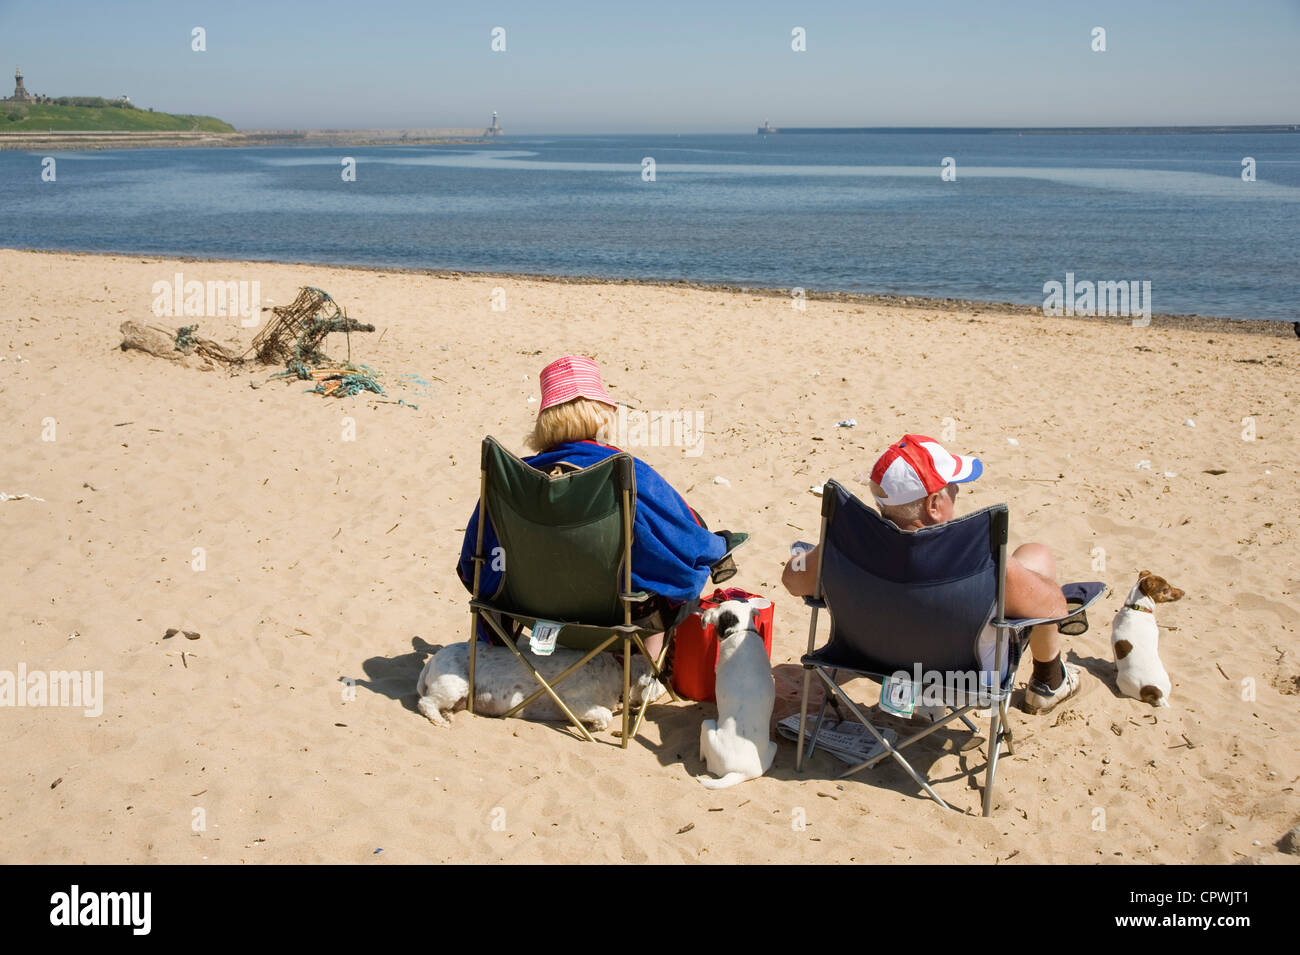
{"left": 795, "top": 479, "right": 1105, "bottom": 816}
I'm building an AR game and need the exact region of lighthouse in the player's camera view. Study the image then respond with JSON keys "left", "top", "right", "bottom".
{"left": 11, "top": 67, "right": 31, "bottom": 102}
{"left": 485, "top": 111, "right": 502, "bottom": 137}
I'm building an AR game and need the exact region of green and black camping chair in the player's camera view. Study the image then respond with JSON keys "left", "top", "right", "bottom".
{"left": 466, "top": 436, "right": 744, "bottom": 747}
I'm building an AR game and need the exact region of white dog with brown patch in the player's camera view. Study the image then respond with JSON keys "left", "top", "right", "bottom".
{"left": 697, "top": 600, "right": 777, "bottom": 789}
{"left": 417, "top": 641, "right": 661, "bottom": 730}
{"left": 1111, "top": 570, "right": 1185, "bottom": 707}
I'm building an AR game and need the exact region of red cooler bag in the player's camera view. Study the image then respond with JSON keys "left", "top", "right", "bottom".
{"left": 670, "top": 588, "right": 775, "bottom": 702}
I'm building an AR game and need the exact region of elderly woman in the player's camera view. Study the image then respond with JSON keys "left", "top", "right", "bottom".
{"left": 457, "top": 356, "right": 728, "bottom": 653}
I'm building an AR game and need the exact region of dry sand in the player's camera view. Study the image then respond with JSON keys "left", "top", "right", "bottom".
{"left": 1, "top": 249, "right": 1297, "bottom": 864}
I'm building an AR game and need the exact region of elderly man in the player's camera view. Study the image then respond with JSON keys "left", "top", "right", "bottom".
{"left": 781, "top": 434, "right": 1077, "bottom": 715}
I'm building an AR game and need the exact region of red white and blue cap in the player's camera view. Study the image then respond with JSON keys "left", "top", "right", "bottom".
{"left": 538, "top": 355, "right": 619, "bottom": 412}
{"left": 869, "top": 434, "right": 983, "bottom": 506}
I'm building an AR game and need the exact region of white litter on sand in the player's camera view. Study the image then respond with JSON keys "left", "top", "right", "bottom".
{"left": 1, "top": 492, "right": 46, "bottom": 502}
{"left": 1135, "top": 460, "right": 1152, "bottom": 470}
{"left": 713, "top": 476, "right": 731, "bottom": 487}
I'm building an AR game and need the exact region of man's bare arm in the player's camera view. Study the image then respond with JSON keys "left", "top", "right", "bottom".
{"left": 781, "top": 544, "right": 821, "bottom": 597}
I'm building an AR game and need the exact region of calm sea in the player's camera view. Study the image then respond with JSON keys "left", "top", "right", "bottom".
{"left": 2, "top": 132, "right": 1298, "bottom": 320}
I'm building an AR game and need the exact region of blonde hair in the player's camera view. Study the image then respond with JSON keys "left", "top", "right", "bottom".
{"left": 526, "top": 397, "right": 616, "bottom": 452}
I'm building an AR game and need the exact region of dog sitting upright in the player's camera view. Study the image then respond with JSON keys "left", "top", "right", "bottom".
{"left": 697, "top": 600, "right": 777, "bottom": 789}
{"left": 1111, "top": 570, "right": 1185, "bottom": 707}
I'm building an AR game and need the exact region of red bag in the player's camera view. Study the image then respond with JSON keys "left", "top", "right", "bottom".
{"left": 670, "top": 588, "right": 775, "bottom": 703}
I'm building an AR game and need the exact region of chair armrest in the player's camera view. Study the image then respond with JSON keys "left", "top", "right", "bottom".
{"left": 708, "top": 531, "right": 748, "bottom": 584}
{"left": 803, "top": 596, "right": 826, "bottom": 610}
{"left": 994, "top": 582, "right": 1108, "bottom": 630}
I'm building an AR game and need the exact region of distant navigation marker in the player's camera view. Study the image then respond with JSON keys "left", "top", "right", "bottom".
{"left": 485, "top": 111, "right": 502, "bottom": 137}
{"left": 8, "top": 66, "right": 32, "bottom": 103}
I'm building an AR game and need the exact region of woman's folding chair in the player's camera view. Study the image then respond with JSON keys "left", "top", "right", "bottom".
{"left": 465, "top": 436, "right": 749, "bottom": 747}
{"left": 795, "top": 479, "right": 1105, "bottom": 815}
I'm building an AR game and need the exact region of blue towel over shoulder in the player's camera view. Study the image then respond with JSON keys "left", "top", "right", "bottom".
{"left": 457, "top": 440, "right": 725, "bottom": 603}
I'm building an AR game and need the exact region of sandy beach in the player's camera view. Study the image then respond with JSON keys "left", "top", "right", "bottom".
{"left": 1, "top": 248, "right": 1296, "bottom": 865}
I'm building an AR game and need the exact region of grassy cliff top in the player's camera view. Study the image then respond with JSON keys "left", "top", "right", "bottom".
{"left": 3, "top": 100, "right": 234, "bottom": 133}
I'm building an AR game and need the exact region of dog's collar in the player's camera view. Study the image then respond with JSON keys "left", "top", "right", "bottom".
{"left": 1124, "top": 603, "right": 1154, "bottom": 614}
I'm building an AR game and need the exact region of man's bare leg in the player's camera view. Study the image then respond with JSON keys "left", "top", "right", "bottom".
{"left": 1013, "top": 542, "right": 1082, "bottom": 712}
{"left": 1013, "top": 543, "right": 1061, "bottom": 665}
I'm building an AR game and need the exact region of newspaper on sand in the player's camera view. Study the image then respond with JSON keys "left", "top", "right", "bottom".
{"left": 777, "top": 714, "right": 897, "bottom": 765}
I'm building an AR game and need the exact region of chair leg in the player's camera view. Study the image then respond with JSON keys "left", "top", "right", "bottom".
{"left": 816, "top": 671, "right": 951, "bottom": 811}
{"left": 653, "top": 633, "right": 679, "bottom": 702}
{"left": 484, "top": 614, "right": 598, "bottom": 743}
{"left": 982, "top": 704, "right": 1004, "bottom": 817}
{"left": 620, "top": 635, "right": 631, "bottom": 749}
{"left": 500, "top": 639, "right": 615, "bottom": 720}
{"left": 1000, "top": 697, "right": 1015, "bottom": 756}
{"left": 800, "top": 696, "right": 832, "bottom": 764}
{"left": 468, "top": 615, "right": 477, "bottom": 716}
{"left": 796, "top": 666, "right": 814, "bottom": 773}
{"left": 627, "top": 631, "right": 671, "bottom": 741}
{"left": 796, "top": 607, "right": 820, "bottom": 773}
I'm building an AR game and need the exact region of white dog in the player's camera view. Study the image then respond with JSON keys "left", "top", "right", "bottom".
{"left": 1111, "top": 570, "right": 1185, "bottom": 707}
{"left": 697, "top": 600, "right": 777, "bottom": 789}
{"left": 416, "top": 641, "right": 662, "bottom": 730}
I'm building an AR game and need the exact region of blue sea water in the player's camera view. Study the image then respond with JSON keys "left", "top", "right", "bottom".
{"left": 2, "top": 132, "right": 1297, "bottom": 320}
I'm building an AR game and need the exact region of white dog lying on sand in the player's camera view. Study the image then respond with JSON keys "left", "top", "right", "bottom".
{"left": 697, "top": 600, "right": 777, "bottom": 789}
{"left": 417, "top": 641, "right": 663, "bottom": 730}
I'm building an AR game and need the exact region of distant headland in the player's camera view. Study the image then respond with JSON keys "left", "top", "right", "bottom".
{"left": 1, "top": 66, "right": 235, "bottom": 147}
{"left": 0, "top": 68, "right": 508, "bottom": 150}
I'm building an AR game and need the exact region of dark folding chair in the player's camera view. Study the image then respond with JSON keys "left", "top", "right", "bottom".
{"left": 795, "top": 479, "right": 1105, "bottom": 815}
{"left": 465, "top": 436, "right": 745, "bottom": 747}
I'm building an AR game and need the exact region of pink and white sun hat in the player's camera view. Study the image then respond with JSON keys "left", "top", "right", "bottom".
{"left": 869, "top": 434, "right": 983, "bottom": 506}
{"left": 537, "top": 355, "right": 618, "bottom": 413}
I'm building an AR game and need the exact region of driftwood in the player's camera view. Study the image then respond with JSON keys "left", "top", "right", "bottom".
{"left": 120, "top": 321, "right": 189, "bottom": 361}
{"left": 119, "top": 321, "right": 245, "bottom": 367}
{"left": 120, "top": 287, "right": 375, "bottom": 380}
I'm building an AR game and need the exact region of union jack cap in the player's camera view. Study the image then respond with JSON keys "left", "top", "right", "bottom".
{"left": 869, "top": 434, "right": 983, "bottom": 506}
{"left": 538, "top": 355, "right": 618, "bottom": 412}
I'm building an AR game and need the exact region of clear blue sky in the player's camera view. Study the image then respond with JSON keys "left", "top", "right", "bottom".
{"left": 2, "top": 0, "right": 1297, "bottom": 131}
